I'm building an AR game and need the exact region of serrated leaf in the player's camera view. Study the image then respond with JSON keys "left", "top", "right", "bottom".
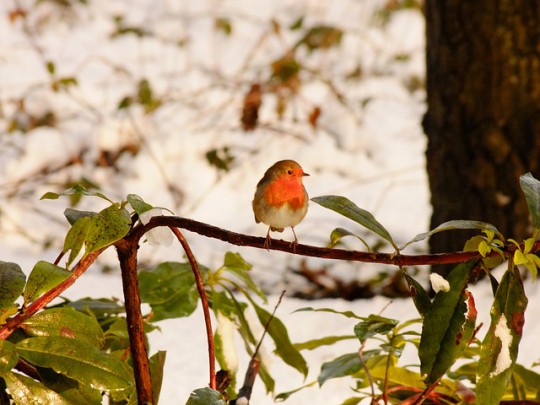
{"left": 419, "top": 259, "right": 477, "bottom": 383}
{"left": 23, "top": 261, "right": 71, "bottom": 303}
{"left": 4, "top": 371, "right": 74, "bottom": 405}
{"left": 127, "top": 194, "right": 153, "bottom": 216}
{"left": 311, "top": 195, "right": 397, "bottom": 249}
{"left": 21, "top": 307, "right": 104, "bottom": 348}
{"left": 318, "top": 353, "right": 362, "bottom": 386}
{"left": 354, "top": 315, "right": 398, "bottom": 343}
{"left": 403, "top": 220, "right": 501, "bottom": 249}
{"left": 476, "top": 268, "right": 528, "bottom": 404}
{"left": 520, "top": 172, "right": 540, "bottom": 229}
{"left": 85, "top": 204, "right": 131, "bottom": 254}
{"left": 250, "top": 300, "right": 308, "bottom": 377}
{"left": 139, "top": 262, "right": 200, "bottom": 321}
{"left": 16, "top": 336, "right": 133, "bottom": 391}
{"left": 0, "top": 261, "right": 26, "bottom": 310}
{"left": 0, "top": 340, "right": 19, "bottom": 373}
{"left": 186, "top": 387, "right": 226, "bottom": 404}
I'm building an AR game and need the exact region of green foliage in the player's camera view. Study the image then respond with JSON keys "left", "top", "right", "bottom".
{"left": 419, "top": 259, "right": 478, "bottom": 384}
{"left": 311, "top": 195, "right": 397, "bottom": 250}
{"left": 3, "top": 174, "right": 540, "bottom": 403}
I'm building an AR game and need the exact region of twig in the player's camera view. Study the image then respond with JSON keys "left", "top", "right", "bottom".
{"left": 169, "top": 226, "right": 216, "bottom": 390}
{"left": 116, "top": 237, "right": 154, "bottom": 404}
{"left": 0, "top": 248, "right": 103, "bottom": 340}
{"left": 144, "top": 216, "right": 519, "bottom": 266}
{"left": 234, "top": 290, "right": 286, "bottom": 403}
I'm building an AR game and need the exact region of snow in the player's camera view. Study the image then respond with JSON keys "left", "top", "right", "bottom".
{"left": 490, "top": 313, "right": 513, "bottom": 377}
{"left": 429, "top": 273, "right": 450, "bottom": 293}
{"left": 1, "top": 0, "right": 540, "bottom": 404}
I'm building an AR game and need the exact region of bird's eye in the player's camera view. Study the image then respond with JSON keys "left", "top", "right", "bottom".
{"left": 287, "top": 170, "right": 293, "bottom": 175}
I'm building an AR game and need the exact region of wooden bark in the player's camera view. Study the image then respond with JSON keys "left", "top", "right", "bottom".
{"left": 424, "top": 1, "right": 540, "bottom": 275}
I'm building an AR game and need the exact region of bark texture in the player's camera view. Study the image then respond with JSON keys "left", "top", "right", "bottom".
{"left": 424, "top": 1, "right": 540, "bottom": 275}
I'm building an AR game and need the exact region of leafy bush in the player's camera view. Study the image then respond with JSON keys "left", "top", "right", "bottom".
{"left": 1, "top": 173, "right": 540, "bottom": 404}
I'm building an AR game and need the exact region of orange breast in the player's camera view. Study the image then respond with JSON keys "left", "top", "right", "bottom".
{"left": 264, "top": 178, "right": 305, "bottom": 209}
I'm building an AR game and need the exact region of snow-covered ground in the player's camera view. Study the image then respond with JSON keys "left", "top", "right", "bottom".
{"left": 1, "top": 0, "right": 539, "bottom": 403}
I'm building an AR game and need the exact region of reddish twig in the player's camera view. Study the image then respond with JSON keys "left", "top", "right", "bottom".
{"left": 169, "top": 226, "right": 216, "bottom": 390}
{"left": 145, "top": 216, "right": 521, "bottom": 266}
{"left": 0, "top": 248, "right": 103, "bottom": 340}
{"left": 235, "top": 290, "right": 286, "bottom": 403}
{"left": 116, "top": 236, "right": 154, "bottom": 404}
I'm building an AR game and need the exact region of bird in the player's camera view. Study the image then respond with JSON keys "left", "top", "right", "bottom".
{"left": 252, "top": 160, "right": 309, "bottom": 250}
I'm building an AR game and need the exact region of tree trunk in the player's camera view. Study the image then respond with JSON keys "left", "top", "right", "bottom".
{"left": 424, "top": 1, "right": 540, "bottom": 276}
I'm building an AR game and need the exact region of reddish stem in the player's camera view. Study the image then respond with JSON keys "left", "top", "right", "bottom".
{"left": 169, "top": 226, "right": 216, "bottom": 390}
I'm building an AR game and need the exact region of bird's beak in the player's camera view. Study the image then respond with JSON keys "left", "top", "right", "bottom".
{"left": 303, "top": 172, "right": 310, "bottom": 177}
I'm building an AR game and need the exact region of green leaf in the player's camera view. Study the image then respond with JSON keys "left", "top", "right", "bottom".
{"left": 509, "top": 363, "right": 540, "bottom": 398}
{"left": 293, "top": 306, "right": 364, "bottom": 320}
{"left": 274, "top": 381, "right": 317, "bottom": 402}
{"left": 520, "top": 172, "right": 540, "bottom": 229}
{"left": 289, "top": 16, "right": 304, "bottom": 30}
{"left": 23, "top": 261, "right": 71, "bottom": 303}
{"left": 21, "top": 307, "right": 104, "bottom": 348}
{"left": 328, "top": 227, "right": 370, "bottom": 250}
{"left": 311, "top": 195, "right": 397, "bottom": 249}
{"left": 402, "top": 220, "right": 501, "bottom": 249}
{"left": 221, "top": 252, "right": 266, "bottom": 301}
{"left": 402, "top": 272, "right": 431, "bottom": 317}
{"left": 296, "top": 25, "right": 343, "bottom": 51}
{"left": 427, "top": 290, "right": 477, "bottom": 384}
{"left": 85, "top": 203, "right": 131, "bottom": 254}
{"left": 63, "top": 216, "right": 92, "bottom": 267}
{"left": 38, "top": 367, "right": 103, "bottom": 404}
{"left": 127, "top": 194, "right": 153, "bottom": 216}
{"left": 354, "top": 315, "right": 398, "bottom": 343}
{"left": 4, "top": 371, "right": 74, "bottom": 405}
{"left": 318, "top": 353, "right": 362, "bottom": 386}
{"left": 149, "top": 351, "right": 166, "bottom": 404}
{"left": 46, "top": 60, "right": 55, "bottom": 75}
{"left": 40, "top": 184, "right": 113, "bottom": 203}
{"left": 250, "top": 300, "right": 308, "bottom": 377}
{"left": 0, "top": 261, "right": 26, "bottom": 310}
{"left": 476, "top": 268, "right": 528, "bottom": 404}
{"left": 214, "top": 17, "right": 232, "bottom": 36}
{"left": 419, "top": 259, "right": 477, "bottom": 383}
{"left": 186, "top": 387, "right": 226, "bottom": 404}
{"left": 294, "top": 335, "right": 355, "bottom": 351}
{"left": 16, "top": 336, "right": 133, "bottom": 391}
{"left": 0, "top": 340, "right": 19, "bottom": 373}
{"left": 64, "top": 208, "right": 97, "bottom": 225}
{"left": 67, "top": 297, "right": 125, "bottom": 317}
{"left": 138, "top": 262, "right": 200, "bottom": 321}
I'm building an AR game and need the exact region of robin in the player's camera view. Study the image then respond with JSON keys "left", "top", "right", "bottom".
{"left": 252, "top": 160, "right": 309, "bottom": 250}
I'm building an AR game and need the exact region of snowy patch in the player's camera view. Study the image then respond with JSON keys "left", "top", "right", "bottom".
{"left": 429, "top": 273, "right": 450, "bottom": 293}
{"left": 490, "top": 313, "right": 513, "bottom": 377}
{"left": 139, "top": 208, "right": 173, "bottom": 247}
